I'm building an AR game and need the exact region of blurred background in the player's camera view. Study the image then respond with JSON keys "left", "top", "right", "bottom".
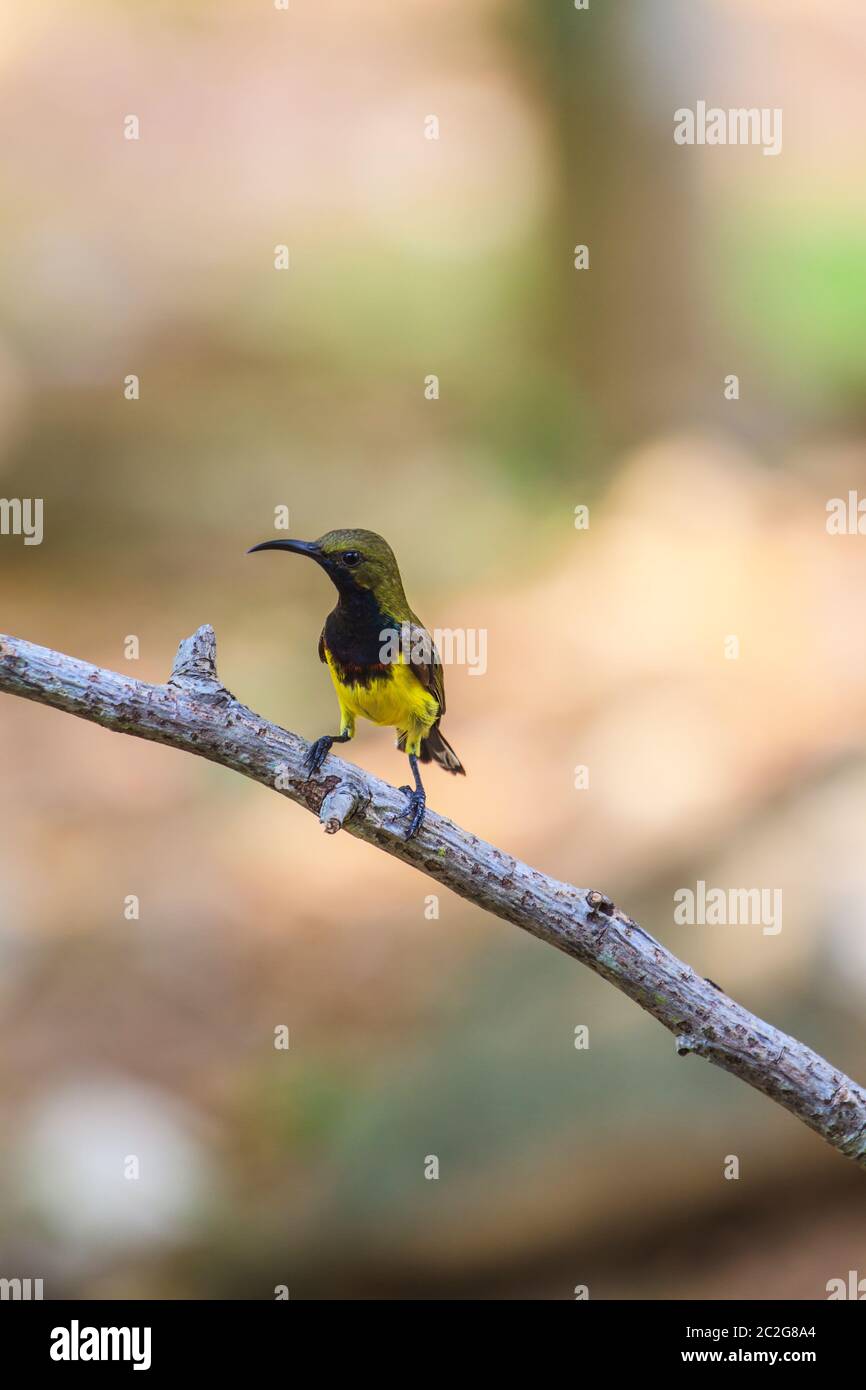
{"left": 1, "top": 0, "right": 865, "bottom": 1299}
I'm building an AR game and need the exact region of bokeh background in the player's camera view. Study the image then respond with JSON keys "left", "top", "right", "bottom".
{"left": 1, "top": 0, "right": 865, "bottom": 1299}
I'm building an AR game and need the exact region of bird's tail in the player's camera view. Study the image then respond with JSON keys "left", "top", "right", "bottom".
{"left": 419, "top": 723, "right": 466, "bottom": 775}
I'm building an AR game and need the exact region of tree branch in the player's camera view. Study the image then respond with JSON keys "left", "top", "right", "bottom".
{"left": 1, "top": 624, "right": 865, "bottom": 1168}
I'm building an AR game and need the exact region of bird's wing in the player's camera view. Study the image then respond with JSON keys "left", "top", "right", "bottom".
{"left": 405, "top": 616, "right": 446, "bottom": 715}
{"left": 318, "top": 626, "right": 327, "bottom": 663}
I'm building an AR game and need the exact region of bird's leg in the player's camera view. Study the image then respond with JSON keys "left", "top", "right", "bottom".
{"left": 396, "top": 753, "right": 426, "bottom": 840}
{"left": 305, "top": 731, "right": 351, "bottom": 778}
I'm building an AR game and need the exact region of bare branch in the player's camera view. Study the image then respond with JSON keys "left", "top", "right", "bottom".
{"left": 1, "top": 624, "right": 865, "bottom": 1167}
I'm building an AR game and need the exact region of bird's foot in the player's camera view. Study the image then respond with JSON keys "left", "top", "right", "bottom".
{"left": 393, "top": 785, "right": 426, "bottom": 840}
{"left": 305, "top": 736, "right": 333, "bottom": 778}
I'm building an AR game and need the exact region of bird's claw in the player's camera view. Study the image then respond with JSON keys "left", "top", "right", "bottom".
{"left": 393, "top": 787, "right": 426, "bottom": 840}
{"left": 305, "top": 736, "right": 332, "bottom": 778}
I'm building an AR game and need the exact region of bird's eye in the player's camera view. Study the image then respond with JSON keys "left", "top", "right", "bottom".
{"left": 342, "top": 550, "right": 361, "bottom": 567}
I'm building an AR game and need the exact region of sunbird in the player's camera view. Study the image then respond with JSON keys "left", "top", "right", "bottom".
{"left": 248, "top": 529, "right": 465, "bottom": 837}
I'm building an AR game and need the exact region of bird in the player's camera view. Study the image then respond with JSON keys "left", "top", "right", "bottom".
{"left": 248, "top": 528, "right": 465, "bottom": 838}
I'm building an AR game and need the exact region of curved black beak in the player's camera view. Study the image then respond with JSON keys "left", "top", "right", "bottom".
{"left": 247, "top": 539, "right": 323, "bottom": 561}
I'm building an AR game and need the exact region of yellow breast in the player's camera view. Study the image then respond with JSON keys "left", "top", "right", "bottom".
{"left": 325, "top": 652, "right": 438, "bottom": 732}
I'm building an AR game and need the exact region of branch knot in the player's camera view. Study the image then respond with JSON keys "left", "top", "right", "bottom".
{"left": 319, "top": 778, "right": 368, "bottom": 834}
{"left": 168, "top": 626, "right": 225, "bottom": 700}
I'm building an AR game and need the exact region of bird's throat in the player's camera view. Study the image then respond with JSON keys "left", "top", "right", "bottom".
{"left": 325, "top": 585, "right": 396, "bottom": 672}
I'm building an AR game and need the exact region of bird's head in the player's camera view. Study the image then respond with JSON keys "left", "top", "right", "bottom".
{"left": 248, "top": 528, "right": 408, "bottom": 607}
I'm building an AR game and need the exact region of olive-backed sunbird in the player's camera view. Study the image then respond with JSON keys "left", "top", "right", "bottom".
{"left": 248, "top": 528, "right": 465, "bottom": 838}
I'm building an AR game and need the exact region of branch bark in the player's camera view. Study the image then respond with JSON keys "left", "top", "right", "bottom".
{"left": 1, "top": 624, "right": 865, "bottom": 1167}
